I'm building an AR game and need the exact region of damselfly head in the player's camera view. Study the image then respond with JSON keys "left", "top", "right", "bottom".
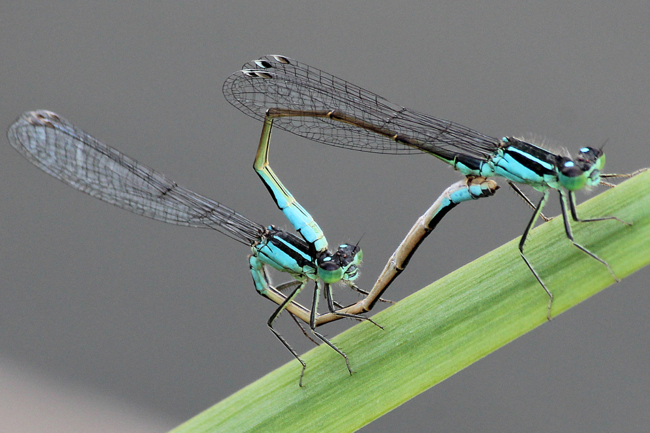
{"left": 556, "top": 146, "right": 606, "bottom": 191}
{"left": 316, "top": 244, "right": 363, "bottom": 283}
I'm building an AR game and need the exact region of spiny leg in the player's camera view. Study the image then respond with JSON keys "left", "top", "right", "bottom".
{"left": 518, "top": 190, "right": 554, "bottom": 320}
{"left": 309, "top": 282, "right": 353, "bottom": 377}
{"left": 276, "top": 279, "right": 380, "bottom": 340}
{"left": 255, "top": 261, "right": 354, "bottom": 382}
{"left": 323, "top": 283, "right": 384, "bottom": 329}
{"left": 250, "top": 255, "right": 322, "bottom": 331}
{"left": 346, "top": 283, "right": 395, "bottom": 304}
{"left": 507, "top": 181, "right": 551, "bottom": 222}
{"left": 567, "top": 190, "right": 630, "bottom": 226}
{"left": 600, "top": 168, "right": 648, "bottom": 180}
{"left": 275, "top": 280, "right": 303, "bottom": 293}
{"left": 560, "top": 191, "right": 619, "bottom": 282}
{"left": 266, "top": 281, "right": 310, "bottom": 387}
{"left": 600, "top": 168, "right": 648, "bottom": 187}
{"left": 289, "top": 312, "right": 321, "bottom": 347}
{"left": 253, "top": 252, "right": 379, "bottom": 332}
{"left": 276, "top": 280, "right": 321, "bottom": 346}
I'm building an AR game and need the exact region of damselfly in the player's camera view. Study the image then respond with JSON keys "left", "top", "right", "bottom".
{"left": 223, "top": 54, "right": 644, "bottom": 319}
{"left": 8, "top": 110, "right": 496, "bottom": 385}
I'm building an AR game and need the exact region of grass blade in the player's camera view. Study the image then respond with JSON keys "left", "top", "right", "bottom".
{"left": 172, "top": 170, "right": 650, "bottom": 433}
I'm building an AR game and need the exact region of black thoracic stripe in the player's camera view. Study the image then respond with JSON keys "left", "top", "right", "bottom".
{"left": 503, "top": 138, "right": 556, "bottom": 177}
{"left": 268, "top": 229, "right": 315, "bottom": 269}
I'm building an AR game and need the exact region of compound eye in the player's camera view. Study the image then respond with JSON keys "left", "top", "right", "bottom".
{"left": 317, "top": 256, "right": 340, "bottom": 271}
{"left": 317, "top": 255, "right": 344, "bottom": 283}
{"left": 557, "top": 157, "right": 588, "bottom": 191}
{"left": 558, "top": 158, "right": 582, "bottom": 177}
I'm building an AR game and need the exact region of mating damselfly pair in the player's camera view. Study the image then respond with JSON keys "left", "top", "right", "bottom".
{"left": 8, "top": 55, "right": 641, "bottom": 385}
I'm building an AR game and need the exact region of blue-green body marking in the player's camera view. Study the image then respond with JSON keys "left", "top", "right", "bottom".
{"left": 223, "top": 54, "right": 638, "bottom": 319}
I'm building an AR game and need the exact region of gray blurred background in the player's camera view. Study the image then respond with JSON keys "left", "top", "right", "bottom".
{"left": 2, "top": 1, "right": 649, "bottom": 432}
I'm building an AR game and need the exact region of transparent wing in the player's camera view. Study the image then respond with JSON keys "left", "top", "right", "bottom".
{"left": 8, "top": 110, "right": 265, "bottom": 245}
{"left": 223, "top": 54, "right": 499, "bottom": 159}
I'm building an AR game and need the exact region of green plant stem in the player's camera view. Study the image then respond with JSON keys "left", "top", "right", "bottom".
{"left": 172, "top": 170, "right": 650, "bottom": 433}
